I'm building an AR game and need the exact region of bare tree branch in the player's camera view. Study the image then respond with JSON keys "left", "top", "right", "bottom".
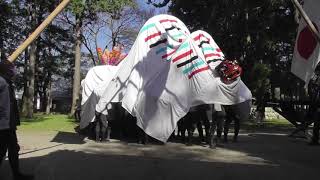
{"left": 147, "top": 0, "right": 170, "bottom": 8}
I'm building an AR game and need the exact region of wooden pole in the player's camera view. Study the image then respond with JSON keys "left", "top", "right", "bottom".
{"left": 291, "top": 0, "right": 320, "bottom": 43}
{"left": 7, "top": 0, "right": 71, "bottom": 62}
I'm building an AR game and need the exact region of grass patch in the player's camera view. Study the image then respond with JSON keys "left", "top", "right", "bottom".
{"left": 243, "top": 118, "right": 295, "bottom": 132}
{"left": 18, "top": 113, "right": 77, "bottom": 133}
{"left": 264, "top": 118, "right": 294, "bottom": 126}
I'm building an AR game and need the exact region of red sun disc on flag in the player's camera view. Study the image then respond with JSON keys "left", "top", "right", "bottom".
{"left": 297, "top": 22, "right": 319, "bottom": 60}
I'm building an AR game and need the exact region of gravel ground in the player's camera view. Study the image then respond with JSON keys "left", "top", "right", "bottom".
{"left": 0, "top": 130, "right": 319, "bottom": 180}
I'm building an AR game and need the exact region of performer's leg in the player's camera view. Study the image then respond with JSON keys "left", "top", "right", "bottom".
{"left": 194, "top": 110, "right": 206, "bottom": 142}
{"left": 143, "top": 131, "right": 149, "bottom": 145}
{"left": 101, "top": 115, "right": 110, "bottom": 142}
{"left": 206, "top": 105, "right": 217, "bottom": 148}
{"left": 224, "top": 116, "right": 232, "bottom": 143}
{"left": 7, "top": 130, "right": 34, "bottom": 180}
{"left": 186, "top": 113, "right": 196, "bottom": 145}
{"left": 200, "top": 110, "right": 210, "bottom": 143}
{"left": 215, "top": 107, "right": 226, "bottom": 140}
{"left": 233, "top": 116, "right": 240, "bottom": 142}
{"left": 95, "top": 119, "right": 101, "bottom": 142}
{"left": 7, "top": 130, "right": 20, "bottom": 176}
{"left": 0, "top": 130, "right": 9, "bottom": 167}
{"left": 178, "top": 116, "right": 187, "bottom": 143}
{"left": 177, "top": 120, "right": 182, "bottom": 138}
{"left": 137, "top": 127, "right": 148, "bottom": 144}
{"left": 310, "top": 111, "right": 320, "bottom": 145}
{"left": 197, "top": 121, "right": 205, "bottom": 142}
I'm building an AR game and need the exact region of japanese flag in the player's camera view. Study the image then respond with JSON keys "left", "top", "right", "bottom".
{"left": 291, "top": 0, "right": 320, "bottom": 85}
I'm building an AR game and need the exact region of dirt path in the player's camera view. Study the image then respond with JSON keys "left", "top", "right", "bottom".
{"left": 1, "top": 130, "right": 319, "bottom": 180}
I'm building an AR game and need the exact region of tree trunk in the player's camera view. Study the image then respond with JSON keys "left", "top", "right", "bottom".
{"left": 21, "top": 49, "right": 29, "bottom": 115}
{"left": 22, "top": 4, "right": 37, "bottom": 118}
{"left": 45, "top": 78, "right": 52, "bottom": 114}
{"left": 33, "top": 73, "right": 38, "bottom": 113}
{"left": 0, "top": 36, "right": 4, "bottom": 62}
{"left": 70, "top": 16, "right": 82, "bottom": 115}
{"left": 26, "top": 41, "right": 36, "bottom": 118}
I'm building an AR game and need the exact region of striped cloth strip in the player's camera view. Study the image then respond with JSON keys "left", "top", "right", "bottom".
{"left": 178, "top": 56, "right": 199, "bottom": 68}
{"left": 202, "top": 47, "right": 215, "bottom": 52}
{"left": 172, "top": 47, "right": 209, "bottom": 79}
{"left": 140, "top": 23, "right": 156, "bottom": 34}
{"left": 182, "top": 60, "right": 206, "bottom": 74}
{"left": 149, "top": 38, "right": 167, "bottom": 48}
{"left": 145, "top": 31, "right": 162, "bottom": 42}
{"left": 206, "top": 59, "right": 223, "bottom": 64}
{"left": 158, "top": 41, "right": 189, "bottom": 59}
{"left": 160, "top": 19, "right": 178, "bottom": 23}
{"left": 199, "top": 40, "right": 210, "bottom": 47}
{"left": 188, "top": 66, "right": 210, "bottom": 79}
{"left": 172, "top": 49, "right": 193, "bottom": 63}
{"left": 165, "top": 26, "right": 181, "bottom": 31}
{"left": 175, "top": 54, "right": 209, "bottom": 79}
{"left": 193, "top": 34, "right": 210, "bottom": 42}
{"left": 204, "top": 53, "right": 222, "bottom": 58}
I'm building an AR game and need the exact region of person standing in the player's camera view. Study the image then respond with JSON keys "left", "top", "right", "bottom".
{"left": 308, "top": 69, "right": 320, "bottom": 145}
{"left": 0, "top": 60, "right": 34, "bottom": 180}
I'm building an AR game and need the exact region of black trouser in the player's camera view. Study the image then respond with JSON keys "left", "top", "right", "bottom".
{"left": 74, "top": 109, "right": 81, "bottom": 122}
{"left": 205, "top": 104, "right": 225, "bottom": 147}
{"left": 224, "top": 106, "right": 240, "bottom": 141}
{"left": 312, "top": 112, "right": 320, "bottom": 143}
{"left": 95, "top": 114, "right": 110, "bottom": 142}
{"left": 0, "top": 129, "right": 20, "bottom": 175}
{"left": 308, "top": 104, "right": 320, "bottom": 143}
{"left": 178, "top": 112, "right": 194, "bottom": 143}
{"left": 313, "top": 120, "right": 320, "bottom": 142}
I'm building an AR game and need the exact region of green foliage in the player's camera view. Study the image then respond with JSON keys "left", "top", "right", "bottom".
{"left": 70, "top": 0, "right": 87, "bottom": 16}
{"left": 95, "top": 0, "right": 136, "bottom": 12}
{"left": 0, "top": 0, "right": 23, "bottom": 61}
{"left": 250, "top": 63, "right": 271, "bottom": 98}
{"left": 69, "top": 0, "right": 136, "bottom": 19}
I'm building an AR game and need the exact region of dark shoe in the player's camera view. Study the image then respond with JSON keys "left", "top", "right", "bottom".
{"left": 209, "top": 138, "right": 217, "bottom": 149}
{"left": 14, "top": 173, "right": 34, "bottom": 180}
{"left": 209, "top": 142, "right": 216, "bottom": 149}
{"left": 101, "top": 138, "right": 110, "bottom": 143}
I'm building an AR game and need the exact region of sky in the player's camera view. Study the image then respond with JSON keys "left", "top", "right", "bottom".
{"left": 81, "top": 0, "right": 169, "bottom": 56}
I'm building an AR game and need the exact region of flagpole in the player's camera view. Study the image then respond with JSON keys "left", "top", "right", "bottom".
{"left": 291, "top": 0, "right": 320, "bottom": 43}
{"left": 7, "top": 0, "right": 71, "bottom": 63}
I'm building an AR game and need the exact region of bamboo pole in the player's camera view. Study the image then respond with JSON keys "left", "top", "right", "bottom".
{"left": 291, "top": 0, "right": 320, "bottom": 43}
{"left": 8, "top": 0, "right": 71, "bottom": 63}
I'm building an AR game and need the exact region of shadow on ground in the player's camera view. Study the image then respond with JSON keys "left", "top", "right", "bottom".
{"left": 51, "top": 131, "right": 86, "bottom": 145}
{"left": 1, "top": 132, "right": 320, "bottom": 180}
{"left": 1, "top": 147, "right": 318, "bottom": 180}
{"left": 221, "top": 133, "right": 320, "bottom": 170}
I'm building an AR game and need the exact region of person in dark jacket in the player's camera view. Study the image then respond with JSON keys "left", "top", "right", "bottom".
{"left": 308, "top": 69, "right": 320, "bottom": 145}
{"left": 0, "top": 60, "right": 34, "bottom": 180}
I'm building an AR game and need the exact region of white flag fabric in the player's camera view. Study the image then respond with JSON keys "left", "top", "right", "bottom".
{"left": 95, "top": 14, "right": 252, "bottom": 142}
{"left": 191, "top": 30, "right": 252, "bottom": 117}
{"left": 191, "top": 30, "right": 225, "bottom": 68}
{"left": 291, "top": 0, "right": 320, "bottom": 84}
{"left": 80, "top": 63, "right": 122, "bottom": 128}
